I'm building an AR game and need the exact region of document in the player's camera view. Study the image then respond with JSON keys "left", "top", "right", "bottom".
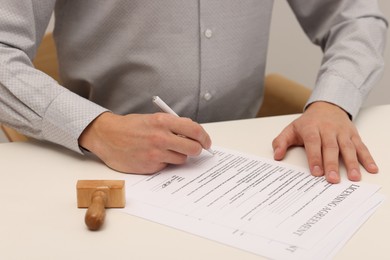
{"left": 122, "top": 146, "right": 383, "bottom": 259}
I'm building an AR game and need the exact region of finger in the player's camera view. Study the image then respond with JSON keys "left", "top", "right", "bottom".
{"left": 353, "top": 136, "right": 379, "bottom": 174}
{"left": 338, "top": 134, "right": 361, "bottom": 181}
{"left": 166, "top": 132, "right": 204, "bottom": 156}
{"left": 140, "top": 147, "right": 187, "bottom": 170}
{"left": 272, "top": 124, "right": 298, "bottom": 161}
{"left": 163, "top": 149, "right": 189, "bottom": 165}
{"left": 301, "top": 129, "right": 324, "bottom": 177}
{"left": 168, "top": 116, "right": 212, "bottom": 150}
{"left": 104, "top": 152, "right": 169, "bottom": 175}
{"left": 321, "top": 131, "right": 340, "bottom": 184}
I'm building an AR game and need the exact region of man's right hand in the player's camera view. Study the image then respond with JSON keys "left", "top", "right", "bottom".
{"left": 78, "top": 112, "right": 212, "bottom": 174}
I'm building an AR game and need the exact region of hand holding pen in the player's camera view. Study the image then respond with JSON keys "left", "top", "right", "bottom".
{"left": 79, "top": 99, "right": 213, "bottom": 174}
{"left": 153, "top": 96, "right": 215, "bottom": 156}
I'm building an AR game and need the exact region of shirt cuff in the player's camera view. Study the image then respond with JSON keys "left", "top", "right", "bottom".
{"left": 305, "top": 72, "right": 364, "bottom": 120}
{"left": 41, "top": 90, "right": 108, "bottom": 153}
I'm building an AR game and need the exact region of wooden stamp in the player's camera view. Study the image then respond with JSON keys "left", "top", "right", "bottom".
{"left": 76, "top": 180, "right": 125, "bottom": 230}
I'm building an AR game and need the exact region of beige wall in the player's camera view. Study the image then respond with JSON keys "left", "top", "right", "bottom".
{"left": 266, "top": 0, "right": 390, "bottom": 107}
{"left": 46, "top": 16, "right": 54, "bottom": 34}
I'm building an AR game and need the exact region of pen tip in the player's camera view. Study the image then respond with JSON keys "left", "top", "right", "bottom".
{"left": 207, "top": 148, "right": 215, "bottom": 156}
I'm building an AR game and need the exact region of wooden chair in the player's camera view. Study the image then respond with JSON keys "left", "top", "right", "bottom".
{"left": 257, "top": 73, "right": 311, "bottom": 117}
{"left": 1, "top": 33, "right": 311, "bottom": 141}
{"left": 0, "top": 124, "right": 29, "bottom": 142}
{"left": 32, "top": 33, "right": 60, "bottom": 82}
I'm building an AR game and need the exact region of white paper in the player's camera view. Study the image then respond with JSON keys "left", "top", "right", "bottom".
{"left": 122, "top": 146, "right": 383, "bottom": 259}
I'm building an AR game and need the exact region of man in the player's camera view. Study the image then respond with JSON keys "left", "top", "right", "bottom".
{"left": 0, "top": 1, "right": 387, "bottom": 183}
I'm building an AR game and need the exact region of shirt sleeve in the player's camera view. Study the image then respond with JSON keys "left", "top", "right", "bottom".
{"left": 0, "top": 1, "right": 107, "bottom": 152}
{"left": 287, "top": 0, "right": 388, "bottom": 119}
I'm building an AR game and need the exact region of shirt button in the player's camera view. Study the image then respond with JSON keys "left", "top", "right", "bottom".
{"left": 203, "top": 92, "right": 212, "bottom": 101}
{"left": 204, "top": 29, "right": 213, "bottom": 39}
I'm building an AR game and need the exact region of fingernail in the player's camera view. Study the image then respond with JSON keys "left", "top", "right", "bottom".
{"left": 273, "top": 147, "right": 281, "bottom": 160}
{"left": 312, "top": 165, "right": 323, "bottom": 176}
{"left": 328, "top": 171, "right": 339, "bottom": 183}
{"left": 368, "top": 163, "right": 379, "bottom": 173}
{"left": 350, "top": 169, "right": 361, "bottom": 181}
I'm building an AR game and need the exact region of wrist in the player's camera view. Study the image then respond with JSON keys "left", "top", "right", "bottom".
{"left": 78, "top": 112, "right": 115, "bottom": 154}
{"left": 307, "top": 101, "right": 351, "bottom": 119}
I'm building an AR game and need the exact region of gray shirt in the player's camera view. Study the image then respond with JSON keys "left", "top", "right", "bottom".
{"left": 0, "top": 0, "right": 387, "bottom": 153}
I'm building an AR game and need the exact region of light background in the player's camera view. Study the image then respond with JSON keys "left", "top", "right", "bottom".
{"left": 1, "top": 1, "right": 389, "bottom": 142}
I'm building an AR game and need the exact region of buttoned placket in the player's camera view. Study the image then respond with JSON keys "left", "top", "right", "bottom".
{"left": 198, "top": 3, "right": 215, "bottom": 119}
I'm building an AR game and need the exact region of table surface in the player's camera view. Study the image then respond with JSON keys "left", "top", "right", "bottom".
{"left": 1, "top": 105, "right": 389, "bottom": 260}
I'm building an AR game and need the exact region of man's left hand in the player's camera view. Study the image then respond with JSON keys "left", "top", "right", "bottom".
{"left": 272, "top": 101, "right": 378, "bottom": 183}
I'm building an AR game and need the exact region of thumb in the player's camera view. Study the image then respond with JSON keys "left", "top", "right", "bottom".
{"left": 272, "top": 124, "right": 299, "bottom": 161}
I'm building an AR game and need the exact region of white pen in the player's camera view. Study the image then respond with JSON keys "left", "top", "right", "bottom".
{"left": 152, "top": 96, "right": 215, "bottom": 156}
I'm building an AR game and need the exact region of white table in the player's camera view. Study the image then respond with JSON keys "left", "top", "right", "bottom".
{"left": 1, "top": 105, "right": 389, "bottom": 260}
